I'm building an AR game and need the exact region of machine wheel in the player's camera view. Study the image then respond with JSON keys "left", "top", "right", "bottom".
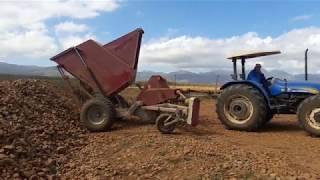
{"left": 216, "top": 84, "right": 267, "bottom": 131}
{"left": 297, "top": 96, "right": 320, "bottom": 136}
{"left": 80, "top": 97, "right": 115, "bottom": 132}
{"left": 156, "top": 114, "right": 176, "bottom": 134}
{"left": 134, "top": 108, "right": 159, "bottom": 123}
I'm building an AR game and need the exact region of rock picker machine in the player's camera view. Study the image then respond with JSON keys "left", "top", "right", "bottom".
{"left": 50, "top": 28, "right": 200, "bottom": 134}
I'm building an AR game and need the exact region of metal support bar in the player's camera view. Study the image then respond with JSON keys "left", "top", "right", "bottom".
{"left": 176, "top": 90, "right": 187, "bottom": 100}
{"left": 79, "top": 85, "right": 94, "bottom": 99}
{"left": 73, "top": 47, "right": 106, "bottom": 96}
{"left": 57, "top": 66, "right": 81, "bottom": 110}
{"left": 164, "top": 118, "right": 181, "bottom": 126}
{"left": 241, "top": 58, "right": 246, "bottom": 80}
{"left": 215, "top": 75, "right": 220, "bottom": 95}
{"left": 305, "top": 48, "right": 309, "bottom": 81}
{"left": 232, "top": 58, "right": 238, "bottom": 80}
{"left": 151, "top": 103, "right": 189, "bottom": 110}
{"left": 142, "top": 104, "right": 188, "bottom": 115}
{"left": 126, "top": 101, "right": 143, "bottom": 116}
{"left": 142, "top": 106, "right": 177, "bottom": 113}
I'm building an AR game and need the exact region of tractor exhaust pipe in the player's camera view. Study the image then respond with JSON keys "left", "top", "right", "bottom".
{"left": 305, "top": 48, "right": 309, "bottom": 81}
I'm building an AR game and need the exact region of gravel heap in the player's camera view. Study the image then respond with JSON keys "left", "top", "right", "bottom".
{"left": 0, "top": 80, "right": 86, "bottom": 179}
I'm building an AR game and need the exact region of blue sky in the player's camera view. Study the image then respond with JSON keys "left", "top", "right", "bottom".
{"left": 95, "top": 1, "right": 320, "bottom": 40}
{"left": 1, "top": 1, "right": 320, "bottom": 73}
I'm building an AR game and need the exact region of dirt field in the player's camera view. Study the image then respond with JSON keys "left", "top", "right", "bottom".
{"left": 2, "top": 80, "right": 320, "bottom": 179}
{"left": 61, "top": 89, "right": 320, "bottom": 179}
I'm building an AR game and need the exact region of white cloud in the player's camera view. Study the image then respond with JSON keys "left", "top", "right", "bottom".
{"left": 54, "top": 21, "right": 95, "bottom": 49}
{"left": 55, "top": 22, "right": 88, "bottom": 34}
{"left": 58, "top": 33, "right": 96, "bottom": 49}
{"left": 0, "top": 0, "right": 120, "bottom": 61}
{"left": 0, "top": 0, "right": 120, "bottom": 31}
{"left": 140, "top": 27, "right": 320, "bottom": 74}
{"left": 291, "top": 14, "right": 313, "bottom": 22}
{"left": 0, "top": 21, "right": 58, "bottom": 58}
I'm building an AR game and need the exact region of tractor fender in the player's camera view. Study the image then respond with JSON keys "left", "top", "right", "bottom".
{"left": 220, "top": 81, "right": 271, "bottom": 107}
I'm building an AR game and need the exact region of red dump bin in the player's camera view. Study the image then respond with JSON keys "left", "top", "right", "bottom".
{"left": 50, "top": 28, "right": 144, "bottom": 96}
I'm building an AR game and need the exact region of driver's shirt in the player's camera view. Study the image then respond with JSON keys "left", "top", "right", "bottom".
{"left": 247, "top": 70, "right": 267, "bottom": 87}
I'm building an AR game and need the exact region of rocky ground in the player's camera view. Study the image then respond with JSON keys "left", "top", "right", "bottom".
{"left": 1, "top": 80, "right": 320, "bottom": 179}
{"left": 0, "top": 80, "right": 87, "bottom": 179}
{"left": 61, "top": 100, "right": 320, "bottom": 180}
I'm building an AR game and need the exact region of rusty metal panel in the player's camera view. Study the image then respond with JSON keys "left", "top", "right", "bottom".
{"left": 136, "top": 75, "right": 178, "bottom": 105}
{"left": 190, "top": 98, "right": 200, "bottom": 126}
{"left": 51, "top": 47, "right": 98, "bottom": 90}
{"left": 143, "top": 75, "right": 170, "bottom": 89}
{"left": 137, "top": 89, "right": 177, "bottom": 106}
{"left": 78, "top": 40, "right": 134, "bottom": 95}
{"left": 51, "top": 40, "right": 133, "bottom": 96}
{"left": 103, "top": 28, "right": 144, "bottom": 69}
{"left": 51, "top": 28, "right": 144, "bottom": 96}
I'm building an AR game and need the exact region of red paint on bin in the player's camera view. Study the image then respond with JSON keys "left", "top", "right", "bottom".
{"left": 136, "top": 75, "right": 178, "bottom": 105}
{"left": 50, "top": 28, "right": 144, "bottom": 96}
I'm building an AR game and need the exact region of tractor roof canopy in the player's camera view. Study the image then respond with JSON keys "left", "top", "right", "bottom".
{"left": 227, "top": 50, "right": 281, "bottom": 60}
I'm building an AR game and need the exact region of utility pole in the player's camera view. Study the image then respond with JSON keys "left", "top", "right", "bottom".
{"left": 215, "top": 75, "right": 219, "bottom": 95}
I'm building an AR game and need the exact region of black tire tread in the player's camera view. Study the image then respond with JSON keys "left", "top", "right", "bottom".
{"left": 297, "top": 95, "right": 320, "bottom": 136}
{"left": 80, "top": 97, "right": 115, "bottom": 132}
{"left": 216, "top": 84, "right": 267, "bottom": 131}
{"left": 156, "top": 113, "right": 176, "bottom": 134}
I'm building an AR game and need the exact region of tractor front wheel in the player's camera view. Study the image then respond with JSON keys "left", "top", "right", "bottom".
{"left": 216, "top": 84, "right": 267, "bottom": 131}
{"left": 297, "top": 95, "right": 320, "bottom": 136}
{"left": 80, "top": 97, "right": 115, "bottom": 132}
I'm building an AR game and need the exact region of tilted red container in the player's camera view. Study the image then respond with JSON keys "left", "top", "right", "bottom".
{"left": 50, "top": 28, "right": 144, "bottom": 96}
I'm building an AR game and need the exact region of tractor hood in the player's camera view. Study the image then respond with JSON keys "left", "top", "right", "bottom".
{"left": 287, "top": 81, "right": 320, "bottom": 93}
{"left": 270, "top": 79, "right": 320, "bottom": 96}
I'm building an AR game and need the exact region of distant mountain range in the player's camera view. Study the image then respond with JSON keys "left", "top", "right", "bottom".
{"left": 0, "top": 62, "right": 319, "bottom": 84}
{"left": 0, "top": 62, "right": 59, "bottom": 76}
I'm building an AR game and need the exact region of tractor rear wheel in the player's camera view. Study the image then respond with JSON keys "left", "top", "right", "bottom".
{"left": 80, "top": 97, "right": 115, "bottom": 132}
{"left": 297, "top": 95, "right": 320, "bottom": 136}
{"left": 262, "top": 110, "right": 275, "bottom": 126}
{"left": 216, "top": 84, "right": 267, "bottom": 131}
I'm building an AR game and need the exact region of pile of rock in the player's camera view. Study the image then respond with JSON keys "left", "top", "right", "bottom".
{"left": 0, "top": 80, "right": 86, "bottom": 179}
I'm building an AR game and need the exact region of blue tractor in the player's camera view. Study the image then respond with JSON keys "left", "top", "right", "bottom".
{"left": 216, "top": 50, "right": 320, "bottom": 136}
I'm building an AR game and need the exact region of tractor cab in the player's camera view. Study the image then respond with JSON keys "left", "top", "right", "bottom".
{"left": 227, "top": 50, "right": 280, "bottom": 82}
{"left": 227, "top": 50, "right": 299, "bottom": 96}
{"left": 226, "top": 50, "right": 320, "bottom": 97}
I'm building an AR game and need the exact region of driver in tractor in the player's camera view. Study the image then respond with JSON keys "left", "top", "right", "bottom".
{"left": 247, "top": 64, "right": 269, "bottom": 88}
